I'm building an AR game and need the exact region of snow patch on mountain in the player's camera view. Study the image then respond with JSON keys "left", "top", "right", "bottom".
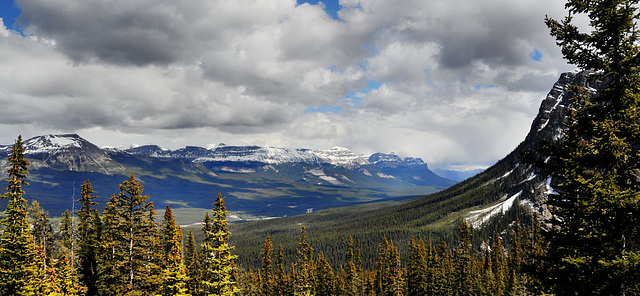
{"left": 24, "top": 134, "right": 83, "bottom": 154}
{"left": 319, "top": 175, "right": 345, "bottom": 186}
{"left": 377, "top": 172, "right": 395, "bottom": 179}
{"left": 467, "top": 191, "right": 521, "bottom": 228}
{"left": 193, "top": 146, "right": 368, "bottom": 167}
{"left": 313, "top": 147, "right": 369, "bottom": 166}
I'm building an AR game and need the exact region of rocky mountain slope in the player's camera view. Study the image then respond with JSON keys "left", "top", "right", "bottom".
{"left": 229, "top": 70, "right": 604, "bottom": 268}
{"left": 0, "top": 134, "right": 455, "bottom": 220}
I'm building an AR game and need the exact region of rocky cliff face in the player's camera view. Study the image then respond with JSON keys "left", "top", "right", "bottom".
{"left": 461, "top": 70, "right": 605, "bottom": 227}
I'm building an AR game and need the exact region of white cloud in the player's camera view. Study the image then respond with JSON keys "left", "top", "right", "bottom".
{"left": 0, "top": 0, "right": 578, "bottom": 168}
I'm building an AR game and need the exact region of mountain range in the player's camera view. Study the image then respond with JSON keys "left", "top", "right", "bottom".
{"left": 0, "top": 133, "right": 458, "bottom": 222}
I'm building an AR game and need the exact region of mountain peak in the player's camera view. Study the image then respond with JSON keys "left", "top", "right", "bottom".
{"left": 23, "top": 134, "right": 86, "bottom": 154}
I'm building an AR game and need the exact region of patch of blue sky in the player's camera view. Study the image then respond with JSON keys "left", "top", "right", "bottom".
{"left": 0, "top": 0, "right": 21, "bottom": 31}
{"left": 362, "top": 43, "right": 378, "bottom": 55}
{"left": 305, "top": 105, "right": 343, "bottom": 114}
{"left": 297, "top": 0, "right": 341, "bottom": 20}
{"left": 529, "top": 48, "right": 543, "bottom": 62}
{"left": 473, "top": 83, "right": 499, "bottom": 89}
{"left": 305, "top": 80, "right": 385, "bottom": 114}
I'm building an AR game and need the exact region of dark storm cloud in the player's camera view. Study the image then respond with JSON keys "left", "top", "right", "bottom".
{"left": 1, "top": 0, "right": 575, "bottom": 168}
{"left": 17, "top": 0, "right": 188, "bottom": 65}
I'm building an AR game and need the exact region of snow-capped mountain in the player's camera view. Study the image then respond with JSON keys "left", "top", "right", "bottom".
{"left": 127, "top": 144, "right": 370, "bottom": 167}
{"left": 0, "top": 134, "right": 126, "bottom": 174}
{"left": 0, "top": 134, "right": 455, "bottom": 219}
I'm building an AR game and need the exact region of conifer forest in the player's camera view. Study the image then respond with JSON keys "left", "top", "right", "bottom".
{"left": 3, "top": 0, "right": 640, "bottom": 295}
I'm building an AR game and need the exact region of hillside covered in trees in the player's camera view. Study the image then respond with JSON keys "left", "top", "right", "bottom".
{"left": 3, "top": 0, "right": 640, "bottom": 295}
{"left": 0, "top": 135, "right": 545, "bottom": 296}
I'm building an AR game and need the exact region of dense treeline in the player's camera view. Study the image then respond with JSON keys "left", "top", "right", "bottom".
{"left": 234, "top": 219, "right": 545, "bottom": 296}
{"left": 0, "top": 136, "right": 236, "bottom": 295}
{"left": 3, "top": 0, "right": 640, "bottom": 294}
{"left": 0, "top": 135, "right": 546, "bottom": 296}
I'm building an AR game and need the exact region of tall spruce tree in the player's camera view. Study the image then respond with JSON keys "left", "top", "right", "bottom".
{"left": 294, "top": 225, "right": 315, "bottom": 296}
{"left": 184, "top": 229, "right": 201, "bottom": 296}
{"left": 315, "top": 252, "right": 336, "bottom": 296}
{"left": 76, "top": 180, "right": 100, "bottom": 295}
{"left": 260, "top": 234, "right": 274, "bottom": 296}
{"left": 97, "top": 173, "right": 161, "bottom": 295}
{"left": 201, "top": 193, "right": 238, "bottom": 296}
{"left": 29, "top": 200, "right": 54, "bottom": 272}
{"left": 454, "top": 222, "right": 476, "bottom": 296}
{"left": 407, "top": 236, "right": 428, "bottom": 296}
{"left": 0, "top": 136, "right": 39, "bottom": 295}
{"left": 58, "top": 209, "right": 74, "bottom": 259}
{"left": 345, "top": 235, "right": 363, "bottom": 296}
{"left": 275, "top": 243, "right": 291, "bottom": 296}
{"left": 160, "top": 205, "right": 190, "bottom": 296}
{"left": 374, "top": 237, "right": 404, "bottom": 296}
{"left": 96, "top": 194, "right": 123, "bottom": 295}
{"left": 542, "top": 0, "right": 640, "bottom": 294}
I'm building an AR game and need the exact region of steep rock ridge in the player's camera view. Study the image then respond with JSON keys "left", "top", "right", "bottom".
{"left": 459, "top": 70, "right": 606, "bottom": 226}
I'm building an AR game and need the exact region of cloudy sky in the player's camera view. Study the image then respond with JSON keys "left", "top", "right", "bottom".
{"left": 0, "top": 0, "right": 574, "bottom": 170}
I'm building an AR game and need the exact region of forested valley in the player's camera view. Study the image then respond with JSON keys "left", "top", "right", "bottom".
{"left": 3, "top": 0, "right": 640, "bottom": 294}
{"left": 0, "top": 135, "right": 544, "bottom": 296}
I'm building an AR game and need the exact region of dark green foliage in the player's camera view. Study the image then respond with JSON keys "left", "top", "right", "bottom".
{"left": 374, "top": 237, "right": 404, "bottom": 296}
{"left": 454, "top": 222, "right": 478, "bottom": 296}
{"left": 541, "top": 0, "right": 640, "bottom": 294}
{"left": 58, "top": 209, "right": 74, "bottom": 258}
{"left": 260, "top": 234, "right": 274, "bottom": 296}
{"left": 29, "top": 200, "right": 54, "bottom": 272}
{"left": 345, "top": 235, "right": 364, "bottom": 296}
{"left": 201, "top": 193, "right": 238, "bottom": 296}
{"left": 295, "top": 225, "right": 316, "bottom": 296}
{"left": 184, "top": 229, "right": 201, "bottom": 295}
{"left": 96, "top": 174, "right": 162, "bottom": 295}
{"left": 77, "top": 180, "right": 100, "bottom": 295}
{"left": 407, "top": 236, "right": 428, "bottom": 296}
{"left": 159, "top": 205, "right": 190, "bottom": 296}
{"left": 315, "top": 252, "right": 336, "bottom": 296}
{"left": 0, "top": 136, "right": 39, "bottom": 295}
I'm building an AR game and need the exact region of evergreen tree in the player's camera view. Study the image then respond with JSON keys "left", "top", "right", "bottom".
{"left": 315, "top": 252, "right": 336, "bottom": 296}
{"left": 275, "top": 243, "right": 291, "bottom": 296}
{"left": 374, "top": 237, "right": 404, "bottom": 296}
{"left": 454, "top": 222, "right": 475, "bottom": 296}
{"left": 184, "top": 229, "right": 201, "bottom": 296}
{"left": 542, "top": 0, "right": 640, "bottom": 294}
{"left": 160, "top": 205, "right": 190, "bottom": 296}
{"left": 260, "top": 234, "right": 274, "bottom": 296}
{"left": 345, "top": 235, "right": 363, "bottom": 296}
{"left": 433, "top": 240, "right": 453, "bottom": 296}
{"left": 425, "top": 238, "right": 438, "bottom": 295}
{"left": 294, "top": 225, "right": 315, "bottom": 296}
{"left": 96, "top": 194, "right": 123, "bottom": 295}
{"left": 140, "top": 202, "right": 164, "bottom": 293}
{"left": 58, "top": 209, "right": 74, "bottom": 259}
{"left": 29, "top": 200, "right": 54, "bottom": 272}
{"left": 0, "top": 136, "right": 39, "bottom": 295}
{"left": 77, "top": 180, "right": 100, "bottom": 295}
{"left": 97, "top": 174, "right": 161, "bottom": 295}
{"left": 201, "top": 193, "right": 238, "bottom": 296}
{"left": 50, "top": 252, "right": 85, "bottom": 296}
{"left": 200, "top": 211, "right": 214, "bottom": 291}
{"left": 407, "top": 236, "right": 427, "bottom": 296}
{"left": 490, "top": 233, "right": 507, "bottom": 296}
